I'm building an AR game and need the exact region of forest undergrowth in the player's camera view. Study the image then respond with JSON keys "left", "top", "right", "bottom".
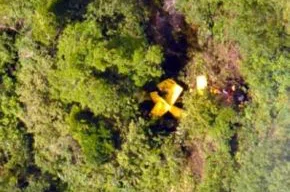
{"left": 0, "top": 0, "right": 289, "bottom": 192}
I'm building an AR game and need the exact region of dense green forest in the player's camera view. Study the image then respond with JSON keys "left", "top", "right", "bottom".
{"left": 0, "top": 0, "right": 289, "bottom": 191}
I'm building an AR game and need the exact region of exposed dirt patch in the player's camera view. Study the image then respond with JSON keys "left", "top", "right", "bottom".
{"left": 186, "top": 39, "right": 249, "bottom": 107}
{"left": 186, "top": 40, "right": 242, "bottom": 87}
{"left": 203, "top": 40, "right": 242, "bottom": 87}
{"left": 188, "top": 147, "right": 204, "bottom": 179}
{"left": 183, "top": 142, "right": 205, "bottom": 179}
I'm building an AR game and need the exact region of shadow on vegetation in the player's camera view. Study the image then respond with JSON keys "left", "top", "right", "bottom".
{"left": 229, "top": 133, "right": 238, "bottom": 157}
{"left": 139, "top": 1, "right": 193, "bottom": 137}
{"left": 0, "top": 30, "right": 19, "bottom": 80}
{"left": 75, "top": 109, "right": 122, "bottom": 150}
{"left": 139, "top": 100, "right": 182, "bottom": 138}
{"left": 92, "top": 67, "right": 136, "bottom": 95}
{"left": 16, "top": 122, "right": 67, "bottom": 191}
{"left": 146, "top": 8, "right": 190, "bottom": 78}
{"left": 49, "top": 0, "right": 92, "bottom": 24}
{"left": 98, "top": 14, "right": 125, "bottom": 38}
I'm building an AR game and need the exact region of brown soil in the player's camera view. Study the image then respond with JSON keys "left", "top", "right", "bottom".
{"left": 204, "top": 41, "right": 242, "bottom": 85}
{"left": 186, "top": 38, "right": 249, "bottom": 107}
{"left": 185, "top": 143, "right": 205, "bottom": 179}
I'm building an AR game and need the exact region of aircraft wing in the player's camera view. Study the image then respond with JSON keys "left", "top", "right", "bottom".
{"left": 150, "top": 100, "right": 171, "bottom": 117}
{"left": 157, "top": 78, "right": 176, "bottom": 92}
{"left": 169, "top": 105, "right": 184, "bottom": 119}
{"left": 150, "top": 91, "right": 163, "bottom": 103}
{"left": 157, "top": 79, "right": 183, "bottom": 105}
{"left": 165, "top": 84, "right": 183, "bottom": 105}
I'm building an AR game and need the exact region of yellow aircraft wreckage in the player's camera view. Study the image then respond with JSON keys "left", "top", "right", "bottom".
{"left": 150, "top": 76, "right": 208, "bottom": 119}
{"left": 150, "top": 79, "right": 184, "bottom": 119}
{"left": 196, "top": 75, "right": 207, "bottom": 91}
{"left": 196, "top": 75, "right": 208, "bottom": 95}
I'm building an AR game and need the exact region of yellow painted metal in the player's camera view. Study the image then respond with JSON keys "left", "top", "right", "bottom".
{"left": 150, "top": 79, "right": 184, "bottom": 119}
{"left": 150, "top": 91, "right": 162, "bottom": 103}
{"left": 169, "top": 105, "right": 183, "bottom": 119}
{"left": 150, "top": 99, "right": 171, "bottom": 117}
{"left": 157, "top": 79, "right": 183, "bottom": 105}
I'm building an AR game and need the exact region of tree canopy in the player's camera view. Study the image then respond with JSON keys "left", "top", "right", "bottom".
{"left": 0, "top": 0, "right": 289, "bottom": 191}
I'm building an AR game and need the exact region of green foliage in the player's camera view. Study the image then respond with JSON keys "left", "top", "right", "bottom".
{"left": 0, "top": 69, "right": 26, "bottom": 190}
{"left": 228, "top": 0, "right": 289, "bottom": 55}
{"left": 0, "top": 123, "right": 28, "bottom": 191}
{"left": 49, "top": 65, "right": 126, "bottom": 116}
{"left": 176, "top": 0, "right": 232, "bottom": 43}
{"left": 179, "top": 1, "right": 290, "bottom": 191}
{"left": 232, "top": 54, "right": 290, "bottom": 192}
{"left": 86, "top": 0, "right": 163, "bottom": 86}
{"left": 177, "top": 0, "right": 225, "bottom": 25}
{"left": 0, "top": 0, "right": 33, "bottom": 26}
{"left": 0, "top": 33, "right": 16, "bottom": 70}
{"left": 177, "top": 0, "right": 289, "bottom": 53}
{"left": 242, "top": 55, "right": 290, "bottom": 103}
{"left": 0, "top": 77, "right": 19, "bottom": 126}
{"left": 1, "top": 0, "right": 289, "bottom": 191}
{"left": 51, "top": 12, "right": 162, "bottom": 118}
{"left": 199, "top": 151, "right": 234, "bottom": 192}
{"left": 31, "top": 0, "right": 58, "bottom": 46}
{"left": 234, "top": 138, "right": 290, "bottom": 192}
{"left": 57, "top": 19, "right": 163, "bottom": 87}
{"left": 284, "top": 2, "right": 290, "bottom": 34}
{"left": 179, "top": 92, "right": 235, "bottom": 191}
{"left": 116, "top": 119, "right": 194, "bottom": 192}
{"left": 68, "top": 106, "right": 116, "bottom": 164}
{"left": 86, "top": 0, "right": 147, "bottom": 37}
{"left": 0, "top": 0, "right": 58, "bottom": 45}
{"left": 181, "top": 92, "right": 235, "bottom": 142}
{"left": 0, "top": 34, "right": 57, "bottom": 192}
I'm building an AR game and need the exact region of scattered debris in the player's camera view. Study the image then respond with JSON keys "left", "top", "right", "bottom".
{"left": 185, "top": 38, "right": 249, "bottom": 108}
{"left": 210, "top": 81, "right": 249, "bottom": 107}
{"left": 196, "top": 75, "right": 208, "bottom": 94}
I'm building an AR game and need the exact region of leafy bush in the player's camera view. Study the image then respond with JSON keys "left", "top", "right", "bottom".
{"left": 0, "top": 33, "right": 16, "bottom": 70}
{"left": 178, "top": 91, "right": 235, "bottom": 191}
{"left": 31, "top": 0, "right": 58, "bottom": 46}
{"left": 116, "top": 118, "right": 194, "bottom": 192}
{"left": 0, "top": 0, "right": 289, "bottom": 191}
{"left": 56, "top": 19, "right": 163, "bottom": 87}
{"left": 68, "top": 106, "right": 116, "bottom": 164}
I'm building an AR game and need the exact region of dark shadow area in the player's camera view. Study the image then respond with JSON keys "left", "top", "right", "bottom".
{"left": 44, "top": 177, "right": 68, "bottom": 192}
{"left": 15, "top": 122, "right": 68, "bottom": 191}
{"left": 91, "top": 67, "right": 137, "bottom": 96}
{"left": 145, "top": 2, "right": 192, "bottom": 79}
{"left": 75, "top": 109, "right": 121, "bottom": 150}
{"left": 228, "top": 122, "right": 242, "bottom": 157}
{"left": 137, "top": 1, "right": 191, "bottom": 136}
{"left": 229, "top": 133, "right": 238, "bottom": 157}
{"left": 0, "top": 31, "right": 19, "bottom": 80}
{"left": 49, "top": 0, "right": 92, "bottom": 24}
{"left": 98, "top": 14, "right": 125, "bottom": 38}
{"left": 139, "top": 100, "right": 155, "bottom": 118}
{"left": 144, "top": 116, "right": 178, "bottom": 149}
{"left": 149, "top": 116, "right": 178, "bottom": 135}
